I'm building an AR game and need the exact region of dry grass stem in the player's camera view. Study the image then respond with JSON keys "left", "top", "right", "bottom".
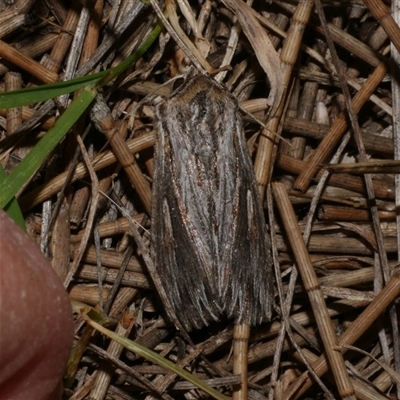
{"left": 364, "top": 0, "right": 400, "bottom": 55}
{"left": 0, "top": 39, "right": 58, "bottom": 83}
{"left": 273, "top": 182, "right": 356, "bottom": 399}
{"left": 294, "top": 62, "right": 387, "bottom": 193}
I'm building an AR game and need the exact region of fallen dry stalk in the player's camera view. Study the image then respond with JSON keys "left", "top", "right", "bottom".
{"left": 285, "top": 271, "right": 400, "bottom": 399}
{"left": 294, "top": 62, "right": 387, "bottom": 193}
{"left": 273, "top": 182, "right": 356, "bottom": 400}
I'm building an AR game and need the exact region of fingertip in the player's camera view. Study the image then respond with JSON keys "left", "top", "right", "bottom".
{"left": 0, "top": 209, "right": 74, "bottom": 400}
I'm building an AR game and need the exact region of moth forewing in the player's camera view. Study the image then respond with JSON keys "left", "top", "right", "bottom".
{"left": 151, "top": 74, "right": 273, "bottom": 331}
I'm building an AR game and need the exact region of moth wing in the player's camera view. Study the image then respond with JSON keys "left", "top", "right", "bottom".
{"left": 225, "top": 121, "right": 273, "bottom": 325}
{"left": 151, "top": 116, "right": 219, "bottom": 330}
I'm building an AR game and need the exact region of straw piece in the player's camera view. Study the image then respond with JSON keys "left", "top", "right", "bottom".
{"left": 90, "top": 97, "right": 152, "bottom": 213}
{"left": 88, "top": 309, "right": 137, "bottom": 400}
{"left": 277, "top": 153, "right": 395, "bottom": 201}
{"left": 232, "top": 323, "right": 250, "bottom": 400}
{"left": 0, "top": 33, "right": 58, "bottom": 76}
{"left": 275, "top": 234, "right": 397, "bottom": 255}
{"left": 254, "top": 0, "right": 315, "bottom": 201}
{"left": 293, "top": 62, "right": 387, "bottom": 193}
{"left": 298, "top": 348, "right": 390, "bottom": 400}
{"left": 69, "top": 284, "right": 111, "bottom": 306}
{"left": 275, "top": 0, "right": 383, "bottom": 67}
{"left": 44, "top": 0, "right": 68, "bottom": 23}
{"left": 74, "top": 265, "right": 150, "bottom": 289}
{"left": 363, "top": 0, "right": 400, "bottom": 55}
{"left": 74, "top": 245, "right": 143, "bottom": 272}
{"left": 283, "top": 117, "right": 394, "bottom": 156}
{"left": 79, "top": 0, "right": 103, "bottom": 69}
{"left": 5, "top": 72, "right": 22, "bottom": 134}
{"left": 0, "top": 106, "right": 56, "bottom": 130}
{"left": 221, "top": 0, "right": 284, "bottom": 118}
{"left": 325, "top": 159, "right": 400, "bottom": 174}
{"left": 285, "top": 272, "right": 400, "bottom": 399}
{"left": 318, "top": 205, "right": 395, "bottom": 222}
{"left": 50, "top": 198, "right": 70, "bottom": 280}
{"left": 71, "top": 214, "right": 146, "bottom": 243}
{"left": 0, "top": 39, "right": 58, "bottom": 83}
{"left": 0, "top": 0, "right": 35, "bottom": 38}
{"left": 18, "top": 132, "right": 156, "bottom": 211}
{"left": 273, "top": 182, "right": 356, "bottom": 399}
{"left": 314, "top": 21, "right": 383, "bottom": 68}
{"left": 42, "top": 0, "right": 81, "bottom": 74}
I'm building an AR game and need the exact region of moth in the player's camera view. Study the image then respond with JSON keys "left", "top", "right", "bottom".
{"left": 151, "top": 73, "right": 273, "bottom": 331}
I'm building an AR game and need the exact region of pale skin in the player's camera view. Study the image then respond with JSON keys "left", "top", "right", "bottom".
{"left": 0, "top": 209, "right": 74, "bottom": 400}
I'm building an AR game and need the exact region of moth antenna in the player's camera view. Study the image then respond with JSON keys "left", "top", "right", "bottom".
{"left": 98, "top": 190, "right": 150, "bottom": 235}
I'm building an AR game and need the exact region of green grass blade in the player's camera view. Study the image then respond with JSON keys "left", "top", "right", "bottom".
{"left": 87, "top": 318, "right": 230, "bottom": 400}
{"left": 0, "top": 21, "right": 163, "bottom": 210}
{"left": 0, "top": 87, "right": 97, "bottom": 209}
{"left": 99, "top": 20, "right": 163, "bottom": 86}
{"left": 0, "top": 71, "right": 106, "bottom": 109}
{"left": 0, "top": 21, "right": 163, "bottom": 110}
{"left": 0, "top": 164, "right": 25, "bottom": 230}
